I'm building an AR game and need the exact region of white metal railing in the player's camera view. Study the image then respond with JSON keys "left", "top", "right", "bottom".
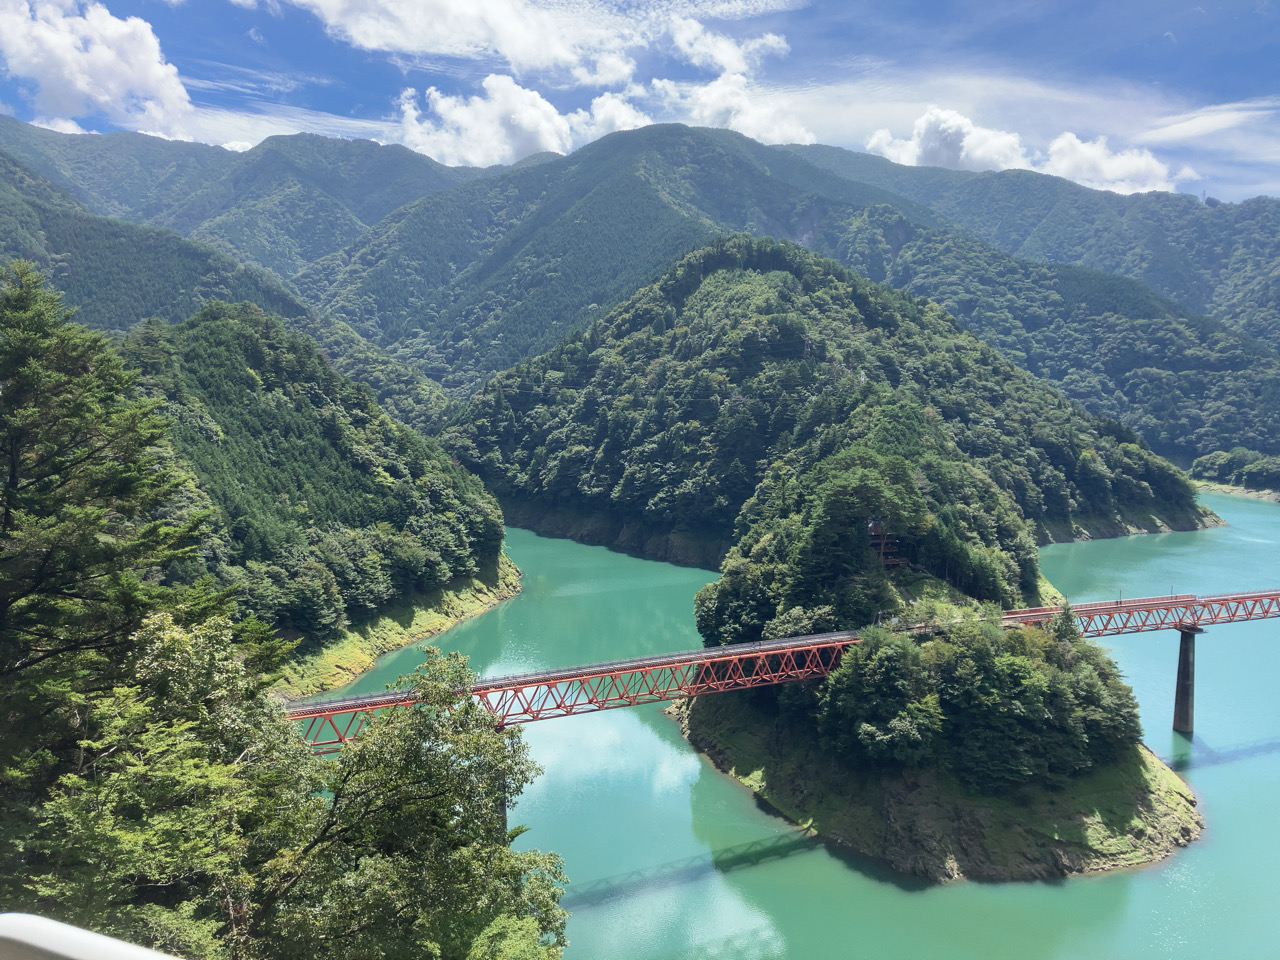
{"left": 0, "top": 914, "right": 181, "bottom": 960}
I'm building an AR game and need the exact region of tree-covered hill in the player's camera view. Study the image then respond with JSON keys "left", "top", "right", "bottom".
{"left": 835, "top": 205, "right": 1280, "bottom": 461}
{"left": 0, "top": 263, "right": 565, "bottom": 959}
{"left": 0, "top": 116, "right": 493, "bottom": 279}
{"left": 121, "top": 301, "right": 504, "bottom": 644}
{"left": 0, "top": 148, "right": 308, "bottom": 330}
{"left": 446, "top": 238, "right": 1209, "bottom": 596}
{"left": 787, "top": 142, "right": 1280, "bottom": 348}
{"left": 0, "top": 147, "right": 457, "bottom": 434}
{"left": 296, "top": 124, "right": 930, "bottom": 393}
{"left": 298, "top": 124, "right": 1280, "bottom": 461}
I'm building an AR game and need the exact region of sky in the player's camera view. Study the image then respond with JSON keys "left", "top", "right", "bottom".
{"left": 0, "top": 0, "right": 1277, "bottom": 199}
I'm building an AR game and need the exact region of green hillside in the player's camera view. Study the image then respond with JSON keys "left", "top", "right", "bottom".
{"left": 0, "top": 116, "right": 492, "bottom": 279}
{"left": 788, "top": 142, "right": 1280, "bottom": 346}
{"left": 121, "top": 301, "right": 503, "bottom": 644}
{"left": 302, "top": 124, "right": 1280, "bottom": 460}
{"left": 5, "top": 117, "right": 1278, "bottom": 462}
{"left": 447, "top": 238, "right": 1209, "bottom": 590}
{"left": 297, "top": 124, "right": 925, "bottom": 393}
{"left": 835, "top": 205, "right": 1280, "bottom": 460}
{"left": 0, "top": 148, "right": 308, "bottom": 330}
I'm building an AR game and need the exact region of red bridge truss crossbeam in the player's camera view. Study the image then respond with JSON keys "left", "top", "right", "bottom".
{"left": 1002, "top": 588, "right": 1280, "bottom": 638}
{"left": 286, "top": 588, "right": 1280, "bottom": 752}
{"left": 287, "top": 632, "right": 855, "bottom": 753}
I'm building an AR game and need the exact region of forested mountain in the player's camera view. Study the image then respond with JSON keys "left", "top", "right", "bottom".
{"left": 297, "top": 124, "right": 1280, "bottom": 460}
{"left": 296, "top": 124, "right": 932, "bottom": 393}
{"left": 834, "top": 205, "right": 1280, "bottom": 460}
{"left": 121, "top": 301, "right": 503, "bottom": 644}
{"left": 0, "top": 116, "right": 491, "bottom": 279}
{"left": 788, "top": 142, "right": 1280, "bottom": 346}
{"left": 4, "top": 117, "right": 1278, "bottom": 464}
{"left": 0, "top": 144, "right": 457, "bottom": 432}
{"left": 0, "top": 147, "right": 308, "bottom": 330}
{"left": 446, "top": 238, "right": 1207, "bottom": 589}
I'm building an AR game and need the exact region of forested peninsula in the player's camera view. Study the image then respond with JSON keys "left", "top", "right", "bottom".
{"left": 445, "top": 237, "right": 1208, "bottom": 878}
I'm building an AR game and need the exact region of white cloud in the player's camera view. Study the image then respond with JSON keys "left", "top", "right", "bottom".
{"left": 0, "top": 0, "right": 192, "bottom": 137}
{"left": 866, "top": 105, "right": 1196, "bottom": 194}
{"left": 395, "top": 74, "right": 652, "bottom": 166}
{"left": 227, "top": 0, "right": 801, "bottom": 89}
{"left": 1041, "top": 132, "right": 1196, "bottom": 194}
{"left": 32, "top": 115, "right": 89, "bottom": 134}
{"left": 654, "top": 72, "right": 811, "bottom": 144}
{"left": 649, "top": 17, "right": 809, "bottom": 145}
{"left": 866, "top": 106, "right": 1029, "bottom": 172}
{"left": 669, "top": 16, "right": 787, "bottom": 74}
{"left": 570, "top": 89, "right": 653, "bottom": 141}
{"left": 397, "top": 75, "right": 573, "bottom": 166}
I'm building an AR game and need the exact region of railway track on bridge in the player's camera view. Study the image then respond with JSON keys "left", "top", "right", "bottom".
{"left": 287, "top": 588, "right": 1280, "bottom": 752}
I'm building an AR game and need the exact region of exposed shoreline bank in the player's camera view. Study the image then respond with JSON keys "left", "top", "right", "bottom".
{"left": 670, "top": 691, "right": 1203, "bottom": 883}
{"left": 503, "top": 496, "right": 1222, "bottom": 574}
{"left": 1195, "top": 480, "right": 1280, "bottom": 504}
{"left": 275, "top": 552, "right": 521, "bottom": 700}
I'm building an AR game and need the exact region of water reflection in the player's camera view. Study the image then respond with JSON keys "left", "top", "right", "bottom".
{"left": 562, "top": 834, "right": 821, "bottom": 907}
{"left": 1164, "top": 733, "right": 1280, "bottom": 771}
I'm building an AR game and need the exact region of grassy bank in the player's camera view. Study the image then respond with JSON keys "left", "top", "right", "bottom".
{"left": 275, "top": 553, "right": 521, "bottom": 699}
{"left": 672, "top": 689, "right": 1202, "bottom": 883}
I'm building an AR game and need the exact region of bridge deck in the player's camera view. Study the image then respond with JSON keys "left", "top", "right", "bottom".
{"left": 287, "top": 588, "right": 1280, "bottom": 751}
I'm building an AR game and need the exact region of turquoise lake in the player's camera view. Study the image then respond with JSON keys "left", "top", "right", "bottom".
{"left": 338, "top": 492, "right": 1280, "bottom": 958}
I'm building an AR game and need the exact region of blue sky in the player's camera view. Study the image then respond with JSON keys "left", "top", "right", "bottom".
{"left": 0, "top": 0, "right": 1276, "bottom": 198}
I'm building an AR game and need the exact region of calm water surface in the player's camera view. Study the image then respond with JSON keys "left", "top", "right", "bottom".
{"left": 343, "top": 493, "right": 1280, "bottom": 958}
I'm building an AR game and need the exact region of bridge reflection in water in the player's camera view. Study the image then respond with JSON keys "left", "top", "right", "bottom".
{"left": 287, "top": 588, "right": 1280, "bottom": 751}
{"left": 559, "top": 833, "right": 821, "bottom": 908}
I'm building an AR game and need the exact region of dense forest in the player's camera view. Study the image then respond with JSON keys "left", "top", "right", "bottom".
{"left": 448, "top": 237, "right": 1206, "bottom": 617}
{"left": 800, "top": 614, "right": 1140, "bottom": 794}
{"left": 1191, "top": 446, "right": 1280, "bottom": 492}
{"left": 0, "top": 263, "right": 565, "bottom": 958}
{"left": 119, "top": 302, "right": 504, "bottom": 645}
{"left": 834, "top": 204, "right": 1280, "bottom": 461}
{"left": 0, "top": 116, "right": 489, "bottom": 280}
{"left": 791, "top": 142, "right": 1280, "bottom": 348}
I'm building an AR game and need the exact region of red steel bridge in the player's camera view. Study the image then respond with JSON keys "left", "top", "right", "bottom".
{"left": 287, "top": 588, "right": 1280, "bottom": 752}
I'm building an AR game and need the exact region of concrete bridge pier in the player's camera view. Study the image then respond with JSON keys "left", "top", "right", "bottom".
{"left": 1173, "top": 624, "right": 1204, "bottom": 734}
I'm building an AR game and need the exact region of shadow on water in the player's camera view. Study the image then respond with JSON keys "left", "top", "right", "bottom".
{"left": 560, "top": 833, "right": 822, "bottom": 908}
{"left": 648, "top": 926, "right": 786, "bottom": 960}
{"left": 1164, "top": 732, "right": 1280, "bottom": 771}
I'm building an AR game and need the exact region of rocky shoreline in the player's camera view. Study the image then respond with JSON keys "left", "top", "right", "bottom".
{"left": 670, "top": 691, "right": 1203, "bottom": 883}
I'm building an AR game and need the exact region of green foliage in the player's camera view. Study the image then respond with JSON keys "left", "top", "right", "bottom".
{"left": 120, "top": 302, "right": 503, "bottom": 643}
{"left": 0, "top": 266, "right": 564, "bottom": 958}
{"left": 0, "top": 118, "right": 485, "bottom": 280}
{"left": 813, "top": 616, "right": 1143, "bottom": 793}
{"left": 0, "top": 148, "right": 313, "bottom": 333}
{"left": 18, "top": 617, "right": 567, "bottom": 960}
{"left": 6, "top": 118, "right": 1276, "bottom": 466}
{"left": 451, "top": 237, "right": 1203, "bottom": 640}
{"left": 1191, "top": 446, "right": 1280, "bottom": 491}
{"left": 834, "top": 204, "right": 1280, "bottom": 461}
{"left": 0, "top": 261, "right": 204, "bottom": 796}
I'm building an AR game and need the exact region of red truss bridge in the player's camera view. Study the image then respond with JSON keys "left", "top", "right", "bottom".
{"left": 287, "top": 588, "right": 1280, "bottom": 752}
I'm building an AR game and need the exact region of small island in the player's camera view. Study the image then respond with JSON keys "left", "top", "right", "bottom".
{"left": 671, "top": 605, "right": 1203, "bottom": 883}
